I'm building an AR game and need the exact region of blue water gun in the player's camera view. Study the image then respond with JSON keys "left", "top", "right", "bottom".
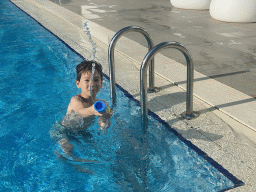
{"left": 94, "top": 100, "right": 111, "bottom": 114}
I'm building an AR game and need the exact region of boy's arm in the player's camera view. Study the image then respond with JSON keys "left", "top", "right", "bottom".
{"left": 67, "top": 96, "right": 103, "bottom": 117}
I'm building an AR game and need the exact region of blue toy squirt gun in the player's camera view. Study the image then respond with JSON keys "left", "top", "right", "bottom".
{"left": 94, "top": 100, "right": 111, "bottom": 114}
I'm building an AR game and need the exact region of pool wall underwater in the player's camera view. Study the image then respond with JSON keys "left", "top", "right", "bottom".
{"left": 5, "top": 0, "right": 256, "bottom": 191}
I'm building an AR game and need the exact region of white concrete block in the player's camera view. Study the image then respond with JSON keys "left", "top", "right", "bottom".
{"left": 210, "top": 0, "right": 256, "bottom": 22}
{"left": 171, "top": 0, "right": 211, "bottom": 10}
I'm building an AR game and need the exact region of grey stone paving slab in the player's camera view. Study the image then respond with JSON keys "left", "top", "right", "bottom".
{"left": 51, "top": 0, "right": 256, "bottom": 98}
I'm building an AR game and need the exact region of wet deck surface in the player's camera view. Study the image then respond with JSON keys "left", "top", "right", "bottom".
{"left": 51, "top": 0, "right": 256, "bottom": 99}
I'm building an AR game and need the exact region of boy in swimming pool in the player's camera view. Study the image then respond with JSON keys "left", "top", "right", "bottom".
{"left": 50, "top": 60, "right": 112, "bottom": 161}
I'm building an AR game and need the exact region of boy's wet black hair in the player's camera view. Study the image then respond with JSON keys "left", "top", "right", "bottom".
{"left": 76, "top": 60, "right": 103, "bottom": 81}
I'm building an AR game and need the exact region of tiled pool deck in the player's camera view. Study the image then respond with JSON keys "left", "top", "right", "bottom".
{"left": 11, "top": 0, "right": 256, "bottom": 191}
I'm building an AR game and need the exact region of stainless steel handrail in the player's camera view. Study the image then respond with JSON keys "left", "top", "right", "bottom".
{"left": 140, "top": 41, "right": 198, "bottom": 128}
{"left": 108, "top": 26, "right": 156, "bottom": 106}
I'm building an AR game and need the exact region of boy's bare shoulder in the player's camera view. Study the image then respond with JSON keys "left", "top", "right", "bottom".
{"left": 67, "top": 95, "right": 84, "bottom": 112}
{"left": 70, "top": 95, "right": 83, "bottom": 105}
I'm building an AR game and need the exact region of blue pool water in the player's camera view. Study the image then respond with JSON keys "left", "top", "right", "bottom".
{"left": 0, "top": 1, "right": 243, "bottom": 191}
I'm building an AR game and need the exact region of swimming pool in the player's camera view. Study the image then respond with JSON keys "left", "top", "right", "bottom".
{"left": 0, "top": 0, "right": 243, "bottom": 191}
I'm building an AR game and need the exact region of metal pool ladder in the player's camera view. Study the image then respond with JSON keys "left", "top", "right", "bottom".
{"left": 108, "top": 26, "right": 159, "bottom": 106}
{"left": 140, "top": 41, "right": 199, "bottom": 128}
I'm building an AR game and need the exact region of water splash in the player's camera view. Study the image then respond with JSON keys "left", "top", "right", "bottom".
{"left": 83, "top": 22, "right": 97, "bottom": 102}
{"left": 83, "top": 22, "right": 97, "bottom": 60}
{"left": 90, "top": 62, "right": 96, "bottom": 103}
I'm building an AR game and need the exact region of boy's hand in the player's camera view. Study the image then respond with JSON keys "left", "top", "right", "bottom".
{"left": 101, "top": 102, "right": 113, "bottom": 117}
{"left": 90, "top": 103, "right": 113, "bottom": 117}
{"left": 90, "top": 105, "right": 104, "bottom": 117}
{"left": 98, "top": 107, "right": 113, "bottom": 130}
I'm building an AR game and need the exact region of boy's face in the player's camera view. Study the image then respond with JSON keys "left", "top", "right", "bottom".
{"left": 76, "top": 70, "right": 102, "bottom": 99}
